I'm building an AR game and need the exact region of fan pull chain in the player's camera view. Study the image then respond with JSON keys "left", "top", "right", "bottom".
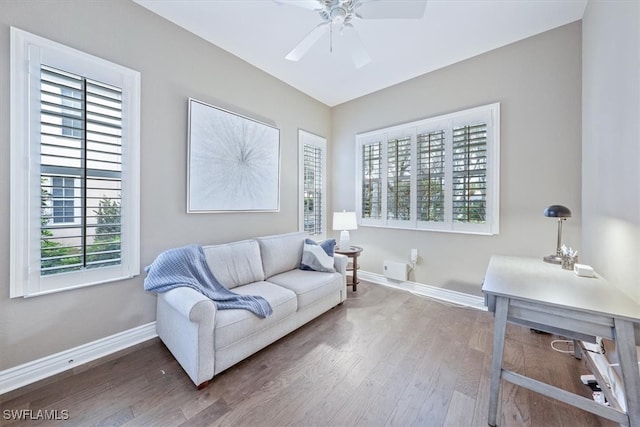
{"left": 329, "top": 23, "right": 334, "bottom": 53}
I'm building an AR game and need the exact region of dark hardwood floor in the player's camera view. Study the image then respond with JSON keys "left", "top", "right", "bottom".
{"left": 1, "top": 282, "right": 617, "bottom": 426}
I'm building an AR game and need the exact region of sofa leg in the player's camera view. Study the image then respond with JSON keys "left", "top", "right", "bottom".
{"left": 196, "top": 380, "right": 209, "bottom": 390}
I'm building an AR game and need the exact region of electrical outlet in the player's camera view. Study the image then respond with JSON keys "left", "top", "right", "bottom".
{"left": 410, "top": 248, "right": 418, "bottom": 263}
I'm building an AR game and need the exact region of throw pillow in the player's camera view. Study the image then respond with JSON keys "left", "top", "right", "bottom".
{"left": 318, "top": 238, "right": 336, "bottom": 257}
{"left": 300, "top": 238, "right": 336, "bottom": 273}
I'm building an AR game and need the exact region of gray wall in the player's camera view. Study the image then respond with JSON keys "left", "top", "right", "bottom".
{"left": 330, "top": 22, "right": 583, "bottom": 295}
{"left": 582, "top": 1, "right": 640, "bottom": 303}
{"left": 0, "top": 0, "right": 331, "bottom": 370}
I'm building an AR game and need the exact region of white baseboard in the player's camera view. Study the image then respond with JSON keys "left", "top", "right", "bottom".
{"left": 0, "top": 322, "right": 157, "bottom": 395}
{"left": 359, "top": 270, "right": 487, "bottom": 311}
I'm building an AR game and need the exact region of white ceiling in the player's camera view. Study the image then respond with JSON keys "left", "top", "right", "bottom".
{"left": 135, "top": 0, "right": 587, "bottom": 107}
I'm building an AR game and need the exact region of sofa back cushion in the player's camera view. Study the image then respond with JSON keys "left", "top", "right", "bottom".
{"left": 203, "top": 239, "right": 265, "bottom": 289}
{"left": 256, "top": 232, "right": 308, "bottom": 278}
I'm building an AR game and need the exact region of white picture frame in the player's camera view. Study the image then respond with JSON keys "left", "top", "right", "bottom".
{"left": 187, "top": 99, "right": 280, "bottom": 212}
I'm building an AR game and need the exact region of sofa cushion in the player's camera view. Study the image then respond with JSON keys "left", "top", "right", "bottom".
{"left": 267, "top": 269, "right": 343, "bottom": 310}
{"left": 203, "top": 240, "right": 265, "bottom": 289}
{"left": 214, "top": 281, "right": 297, "bottom": 349}
{"left": 300, "top": 238, "right": 336, "bottom": 273}
{"left": 256, "top": 231, "right": 308, "bottom": 278}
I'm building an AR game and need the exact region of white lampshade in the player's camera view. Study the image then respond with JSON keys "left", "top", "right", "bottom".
{"left": 333, "top": 211, "right": 357, "bottom": 251}
{"left": 332, "top": 211, "right": 357, "bottom": 231}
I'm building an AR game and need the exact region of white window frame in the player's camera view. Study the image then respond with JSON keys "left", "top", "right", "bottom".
{"left": 356, "top": 103, "right": 500, "bottom": 235}
{"left": 10, "top": 27, "right": 141, "bottom": 297}
{"left": 298, "top": 130, "right": 327, "bottom": 239}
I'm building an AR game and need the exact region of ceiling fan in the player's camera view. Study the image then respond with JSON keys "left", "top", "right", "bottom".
{"left": 281, "top": 0, "right": 427, "bottom": 68}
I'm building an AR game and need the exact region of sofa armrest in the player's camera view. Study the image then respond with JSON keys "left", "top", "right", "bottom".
{"left": 334, "top": 253, "right": 349, "bottom": 302}
{"left": 156, "top": 287, "right": 216, "bottom": 387}
{"left": 334, "top": 253, "right": 348, "bottom": 275}
{"left": 159, "top": 286, "right": 214, "bottom": 322}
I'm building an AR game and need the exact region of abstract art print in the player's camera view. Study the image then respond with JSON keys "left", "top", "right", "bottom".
{"left": 187, "top": 99, "right": 280, "bottom": 212}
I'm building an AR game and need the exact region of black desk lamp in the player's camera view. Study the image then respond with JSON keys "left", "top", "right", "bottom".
{"left": 543, "top": 205, "right": 572, "bottom": 264}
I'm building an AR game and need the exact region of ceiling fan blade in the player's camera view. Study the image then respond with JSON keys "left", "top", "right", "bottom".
{"left": 286, "top": 23, "right": 329, "bottom": 61}
{"left": 342, "top": 24, "right": 371, "bottom": 68}
{"left": 357, "top": 0, "right": 427, "bottom": 19}
{"left": 274, "top": 0, "right": 322, "bottom": 11}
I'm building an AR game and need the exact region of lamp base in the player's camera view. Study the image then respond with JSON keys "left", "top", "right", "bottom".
{"left": 543, "top": 254, "right": 562, "bottom": 264}
{"left": 339, "top": 230, "right": 351, "bottom": 251}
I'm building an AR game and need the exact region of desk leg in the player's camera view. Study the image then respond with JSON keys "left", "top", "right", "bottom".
{"left": 613, "top": 319, "right": 640, "bottom": 426}
{"left": 488, "top": 296, "right": 509, "bottom": 427}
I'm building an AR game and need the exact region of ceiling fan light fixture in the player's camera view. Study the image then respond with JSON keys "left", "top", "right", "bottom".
{"left": 330, "top": 7, "right": 347, "bottom": 24}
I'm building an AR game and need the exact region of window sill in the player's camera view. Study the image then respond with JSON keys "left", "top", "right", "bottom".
{"left": 358, "top": 222, "right": 499, "bottom": 236}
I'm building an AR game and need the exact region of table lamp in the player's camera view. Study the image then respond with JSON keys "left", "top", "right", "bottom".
{"left": 543, "top": 204, "right": 572, "bottom": 264}
{"left": 333, "top": 211, "right": 357, "bottom": 251}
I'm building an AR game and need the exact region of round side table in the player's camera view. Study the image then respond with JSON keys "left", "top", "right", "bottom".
{"left": 335, "top": 246, "right": 363, "bottom": 291}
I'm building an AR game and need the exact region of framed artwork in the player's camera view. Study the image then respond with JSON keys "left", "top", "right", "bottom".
{"left": 187, "top": 99, "right": 280, "bottom": 212}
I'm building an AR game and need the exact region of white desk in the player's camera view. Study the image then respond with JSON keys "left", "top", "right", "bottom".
{"left": 482, "top": 256, "right": 640, "bottom": 426}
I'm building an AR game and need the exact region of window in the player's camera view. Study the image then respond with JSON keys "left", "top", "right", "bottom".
{"left": 387, "top": 135, "right": 412, "bottom": 221}
{"left": 49, "top": 176, "right": 78, "bottom": 224}
{"left": 298, "top": 130, "right": 327, "bottom": 238}
{"left": 356, "top": 103, "right": 500, "bottom": 234}
{"left": 417, "top": 130, "right": 445, "bottom": 222}
{"left": 361, "top": 141, "right": 382, "bottom": 220}
{"left": 10, "top": 28, "right": 141, "bottom": 297}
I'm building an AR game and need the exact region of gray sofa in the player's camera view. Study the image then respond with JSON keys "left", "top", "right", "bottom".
{"left": 154, "top": 231, "right": 348, "bottom": 388}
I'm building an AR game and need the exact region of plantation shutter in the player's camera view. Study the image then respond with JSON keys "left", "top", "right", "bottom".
{"left": 356, "top": 103, "right": 498, "bottom": 234}
{"left": 40, "top": 65, "right": 123, "bottom": 275}
{"left": 387, "top": 136, "right": 412, "bottom": 220}
{"left": 417, "top": 130, "right": 445, "bottom": 222}
{"left": 361, "top": 141, "right": 382, "bottom": 219}
{"left": 452, "top": 123, "right": 487, "bottom": 223}
{"left": 303, "top": 143, "right": 323, "bottom": 236}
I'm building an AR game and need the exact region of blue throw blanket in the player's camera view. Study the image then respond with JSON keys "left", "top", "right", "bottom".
{"left": 144, "top": 245, "right": 272, "bottom": 318}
